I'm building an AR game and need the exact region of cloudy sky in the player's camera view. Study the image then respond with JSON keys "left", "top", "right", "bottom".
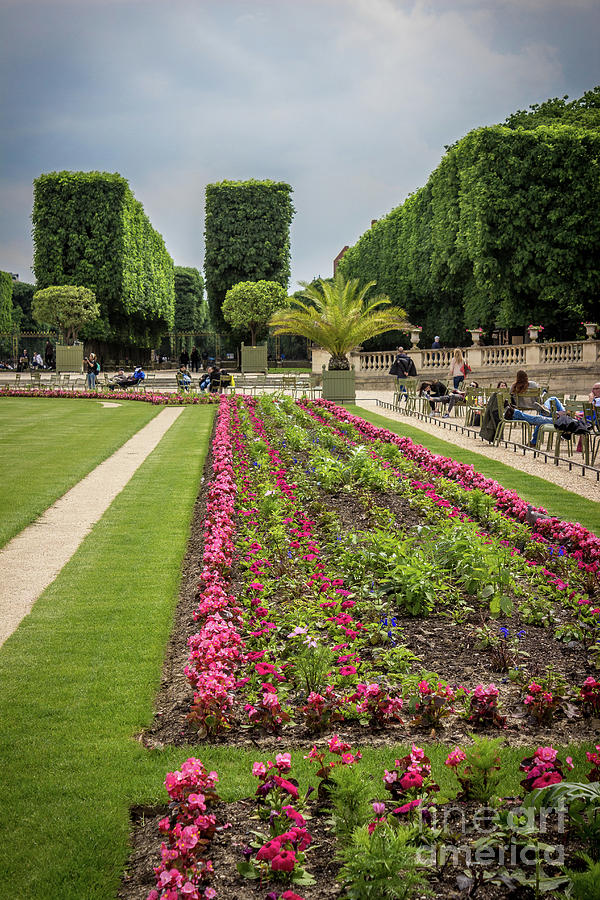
{"left": 1, "top": 0, "right": 599, "bottom": 291}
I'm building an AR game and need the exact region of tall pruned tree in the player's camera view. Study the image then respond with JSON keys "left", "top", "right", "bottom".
{"left": 204, "top": 179, "right": 294, "bottom": 330}
{"left": 0, "top": 272, "right": 13, "bottom": 332}
{"left": 174, "top": 267, "right": 207, "bottom": 332}
{"left": 33, "top": 171, "right": 174, "bottom": 346}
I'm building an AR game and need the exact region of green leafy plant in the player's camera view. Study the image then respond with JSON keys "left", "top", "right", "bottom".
{"left": 223, "top": 279, "right": 288, "bottom": 346}
{"left": 329, "top": 764, "right": 374, "bottom": 842}
{"left": 337, "top": 823, "right": 430, "bottom": 899}
{"left": 270, "top": 270, "right": 409, "bottom": 370}
{"left": 445, "top": 735, "right": 503, "bottom": 802}
{"left": 32, "top": 285, "right": 99, "bottom": 344}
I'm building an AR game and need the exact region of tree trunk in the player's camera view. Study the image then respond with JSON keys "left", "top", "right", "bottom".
{"left": 328, "top": 354, "right": 350, "bottom": 371}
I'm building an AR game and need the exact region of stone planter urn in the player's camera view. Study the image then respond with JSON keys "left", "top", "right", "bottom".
{"left": 409, "top": 328, "right": 422, "bottom": 348}
{"left": 583, "top": 322, "right": 598, "bottom": 340}
{"left": 468, "top": 329, "right": 484, "bottom": 346}
{"left": 527, "top": 325, "right": 543, "bottom": 343}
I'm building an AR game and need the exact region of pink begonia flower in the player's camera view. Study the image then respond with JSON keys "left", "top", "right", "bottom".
{"left": 566, "top": 756, "right": 574, "bottom": 769}
{"left": 204, "top": 890, "right": 217, "bottom": 900}
{"left": 383, "top": 770, "right": 398, "bottom": 785}
{"left": 445, "top": 748, "right": 466, "bottom": 768}
{"left": 535, "top": 746, "right": 558, "bottom": 763}
{"left": 180, "top": 883, "right": 197, "bottom": 898}
{"left": 531, "top": 771, "right": 563, "bottom": 789}
{"left": 252, "top": 762, "right": 267, "bottom": 778}
{"left": 187, "top": 793, "right": 206, "bottom": 811}
{"left": 411, "top": 745, "right": 425, "bottom": 760}
{"left": 179, "top": 825, "right": 199, "bottom": 851}
{"left": 158, "top": 817, "right": 170, "bottom": 832}
{"left": 276, "top": 752, "right": 292, "bottom": 772}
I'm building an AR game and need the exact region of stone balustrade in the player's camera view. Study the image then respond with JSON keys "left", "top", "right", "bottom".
{"left": 311, "top": 340, "right": 600, "bottom": 394}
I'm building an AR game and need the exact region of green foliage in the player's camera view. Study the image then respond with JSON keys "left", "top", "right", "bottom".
{"left": 270, "top": 271, "right": 408, "bottom": 370}
{"left": 337, "top": 823, "right": 430, "bottom": 899}
{"left": 568, "top": 855, "right": 600, "bottom": 900}
{"left": 339, "top": 89, "right": 600, "bottom": 344}
{"left": 204, "top": 179, "right": 294, "bottom": 330}
{"left": 330, "top": 765, "right": 373, "bottom": 842}
{"left": 10, "top": 281, "right": 37, "bottom": 331}
{"left": 0, "top": 271, "right": 13, "bottom": 332}
{"left": 223, "top": 279, "right": 287, "bottom": 345}
{"left": 32, "top": 285, "right": 99, "bottom": 342}
{"left": 32, "top": 171, "right": 175, "bottom": 346}
{"left": 174, "top": 266, "right": 207, "bottom": 331}
{"left": 504, "top": 85, "right": 600, "bottom": 130}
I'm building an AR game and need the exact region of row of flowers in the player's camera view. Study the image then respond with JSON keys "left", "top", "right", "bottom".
{"left": 148, "top": 738, "right": 600, "bottom": 899}
{"left": 307, "top": 399, "right": 600, "bottom": 568}
{"left": 0, "top": 387, "right": 219, "bottom": 405}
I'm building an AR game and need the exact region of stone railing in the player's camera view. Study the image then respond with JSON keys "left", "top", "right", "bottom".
{"left": 311, "top": 341, "right": 600, "bottom": 393}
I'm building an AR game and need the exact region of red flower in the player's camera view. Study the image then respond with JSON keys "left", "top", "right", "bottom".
{"left": 271, "top": 849, "right": 297, "bottom": 872}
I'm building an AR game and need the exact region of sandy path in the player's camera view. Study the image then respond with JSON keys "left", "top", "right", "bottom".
{"left": 0, "top": 406, "right": 184, "bottom": 648}
{"left": 355, "top": 392, "right": 600, "bottom": 503}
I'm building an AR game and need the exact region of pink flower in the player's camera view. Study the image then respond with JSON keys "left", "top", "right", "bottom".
{"left": 400, "top": 771, "right": 423, "bottom": 790}
{"left": 271, "top": 849, "right": 297, "bottom": 872}
{"left": 372, "top": 802, "right": 386, "bottom": 815}
{"left": 445, "top": 748, "right": 466, "bottom": 768}
{"left": 276, "top": 752, "right": 292, "bottom": 772}
{"left": 535, "top": 746, "right": 558, "bottom": 763}
{"left": 257, "top": 838, "right": 282, "bottom": 861}
{"left": 531, "top": 771, "right": 563, "bottom": 789}
{"left": 252, "top": 761, "right": 267, "bottom": 778}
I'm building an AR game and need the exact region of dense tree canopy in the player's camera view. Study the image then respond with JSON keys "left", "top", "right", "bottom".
{"left": 174, "top": 267, "right": 207, "bottom": 332}
{"left": 0, "top": 272, "right": 13, "bottom": 332}
{"left": 339, "top": 87, "right": 600, "bottom": 345}
{"left": 204, "top": 180, "right": 294, "bottom": 330}
{"left": 33, "top": 171, "right": 174, "bottom": 346}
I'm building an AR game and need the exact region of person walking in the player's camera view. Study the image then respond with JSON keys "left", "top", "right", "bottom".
{"left": 190, "top": 346, "right": 200, "bottom": 373}
{"left": 448, "top": 348, "right": 466, "bottom": 389}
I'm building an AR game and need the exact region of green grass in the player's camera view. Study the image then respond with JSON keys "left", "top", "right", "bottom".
{"left": 0, "top": 404, "right": 214, "bottom": 899}
{"left": 268, "top": 366, "right": 312, "bottom": 373}
{"left": 348, "top": 405, "right": 600, "bottom": 536}
{"left": 0, "top": 398, "right": 597, "bottom": 898}
{"left": 0, "top": 398, "right": 160, "bottom": 548}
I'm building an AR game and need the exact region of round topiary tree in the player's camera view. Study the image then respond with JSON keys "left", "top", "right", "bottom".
{"left": 222, "top": 280, "right": 288, "bottom": 347}
{"left": 32, "top": 285, "right": 100, "bottom": 344}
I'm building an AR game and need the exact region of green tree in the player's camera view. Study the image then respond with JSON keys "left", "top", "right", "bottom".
{"left": 269, "top": 272, "right": 408, "bottom": 370}
{"left": 33, "top": 171, "right": 174, "bottom": 345}
{"left": 11, "top": 282, "right": 37, "bottom": 331}
{"left": 32, "top": 285, "right": 100, "bottom": 343}
{"left": 174, "top": 267, "right": 207, "bottom": 331}
{"left": 222, "top": 280, "right": 287, "bottom": 347}
{"left": 204, "top": 179, "right": 294, "bottom": 330}
{"left": 0, "top": 272, "right": 13, "bottom": 332}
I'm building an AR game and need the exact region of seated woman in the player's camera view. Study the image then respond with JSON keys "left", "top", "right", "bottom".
{"left": 176, "top": 365, "right": 192, "bottom": 392}
{"left": 419, "top": 380, "right": 448, "bottom": 413}
{"left": 504, "top": 371, "right": 564, "bottom": 446}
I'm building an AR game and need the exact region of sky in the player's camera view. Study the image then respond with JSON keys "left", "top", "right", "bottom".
{"left": 1, "top": 0, "right": 599, "bottom": 292}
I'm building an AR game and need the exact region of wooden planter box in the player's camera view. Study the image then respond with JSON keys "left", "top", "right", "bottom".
{"left": 321, "top": 365, "right": 355, "bottom": 402}
{"left": 241, "top": 343, "right": 268, "bottom": 374}
{"left": 55, "top": 344, "right": 83, "bottom": 374}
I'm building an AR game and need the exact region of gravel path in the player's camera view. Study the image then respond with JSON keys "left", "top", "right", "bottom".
{"left": 355, "top": 391, "right": 600, "bottom": 503}
{"left": 0, "top": 406, "right": 184, "bottom": 648}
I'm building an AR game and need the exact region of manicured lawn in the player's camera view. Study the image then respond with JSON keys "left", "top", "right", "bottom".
{"left": 349, "top": 406, "right": 600, "bottom": 536}
{"left": 0, "top": 404, "right": 214, "bottom": 899}
{"left": 0, "top": 398, "right": 160, "bottom": 548}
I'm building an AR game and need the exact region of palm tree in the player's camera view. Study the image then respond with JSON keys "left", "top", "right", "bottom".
{"left": 269, "top": 273, "right": 409, "bottom": 370}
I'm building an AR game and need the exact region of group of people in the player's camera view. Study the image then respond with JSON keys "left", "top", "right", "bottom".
{"left": 179, "top": 347, "right": 209, "bottom": 373}
{"left": 176, "top": 363, "right": 230, "bottom": 393}
{"left": 503, "top": 372, "right": 599, "bottom": 446}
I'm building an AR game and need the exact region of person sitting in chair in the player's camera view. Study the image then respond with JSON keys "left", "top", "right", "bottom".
{"left": 176, "top": 364, "right": 192, "bottom": 392}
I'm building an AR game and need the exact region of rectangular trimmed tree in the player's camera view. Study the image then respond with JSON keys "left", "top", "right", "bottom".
{"left": 33, "top": 171, "right": 175, "bottom": 346}
{"left": 204, "top": 179, "right": 294, "bottom": 330}
{"left": 0, "top": 271, "right": 13, "bottom": 332}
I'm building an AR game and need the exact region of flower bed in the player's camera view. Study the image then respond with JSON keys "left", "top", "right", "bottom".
{"left": 0, "top": 387, "right": 219, "bottom": 405}
{"left": 134, "top": 395, "right": 600, "bottom": 899}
